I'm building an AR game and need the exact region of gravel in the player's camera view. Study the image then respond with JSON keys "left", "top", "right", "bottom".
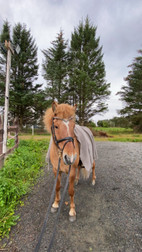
{"left": 0, "top": 142, "right": 142, "bottom": 252}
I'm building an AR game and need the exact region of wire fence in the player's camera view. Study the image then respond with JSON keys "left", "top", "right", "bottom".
{"left": 0, "top": 114, "right": 19, "bottom": 169}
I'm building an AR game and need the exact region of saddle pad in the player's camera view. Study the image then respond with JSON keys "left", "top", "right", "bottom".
{"left": 46, "top": 125, "right": 98, "bottom": 171}
{"left": 74, "top": 125, "right": 98, "bottom": 171}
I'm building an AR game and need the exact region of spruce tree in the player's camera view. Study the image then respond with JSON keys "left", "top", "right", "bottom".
{"left": 118, "top": 49, "right": 142, "bottom": 131}
{"left": 69, "top": 17, "right": 110, "bottom": 125}
{"left": 9, "top": 23, "right": 40, "bottom": 128}
{"left": 32, "top": 89, "right": 50, "bottom": 126}
{"left": 42, "top": 30, "right": 68, "bottom": 103}
{"left": 0, "top": 20, "right": 11, "bottom": 106}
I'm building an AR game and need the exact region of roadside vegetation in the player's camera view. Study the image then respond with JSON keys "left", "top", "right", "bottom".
{"left": 93, "top": 127, "right": 142, "bottom": 142}
{"left": 0, "top": 140, "right": 49, "bottom": 240}
{"left": 18, "top": 127, "right": 142, "bottom": 142}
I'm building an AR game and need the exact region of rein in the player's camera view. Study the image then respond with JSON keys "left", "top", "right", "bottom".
{"left": 34, "top": 116, "right": 75, "bottom": 252}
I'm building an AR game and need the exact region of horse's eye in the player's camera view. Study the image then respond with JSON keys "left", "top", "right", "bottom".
{"left": 55, "top": 126, "right": 58, "bottom": 129}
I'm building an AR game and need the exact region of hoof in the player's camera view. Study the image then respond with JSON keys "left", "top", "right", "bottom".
{"left": 69, "top": 215, "right": 76, "bottom": 222}
{"left": 92, "top": 179, "right": 96, "bottom": 186}
{"left": 51, "top": 207, "right": 58, "bottom": 213}
{"left": 75, "top": 179, "right": 79, "bottom": 186}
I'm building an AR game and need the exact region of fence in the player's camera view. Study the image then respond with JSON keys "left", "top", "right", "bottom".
{"left": 0, "top": 114, "right": 19, "bottom": 168}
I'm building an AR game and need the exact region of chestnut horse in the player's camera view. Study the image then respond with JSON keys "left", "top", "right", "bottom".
{"left": 44, "top": 101, "right": 96, "bottom": 222}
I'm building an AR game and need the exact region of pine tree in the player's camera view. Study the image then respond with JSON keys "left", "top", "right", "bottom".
{"left": 118, "top": 49, "right": 142, "bottom": 131}
{"left": 69, "top": 17, "right": 110, "bottom": 125}
{"left": 0, "top": 20, "right": 11, "bottom": 106}
{"left": 9, "top": 23, "right": 40, "bottom": 128}
{"left": 42, "top": 30, "right": 68, "bottom": 103}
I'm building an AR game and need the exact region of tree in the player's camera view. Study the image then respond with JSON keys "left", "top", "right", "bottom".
{"left": 0, "top": 20, "right": 11, "bottom": 106}
{"left": 9, "top": 23, "right": 40, "bottom": 128}
{"left": 32, "top": 89, "right": 50, "bottom": 126}
{"left": 0, "top": 21, "right": 41, "bottom": 128}
{"left": 117, "top": 49, "right": 142, "bottom": 131}
{"left": 42, "top": 30, "right": 68, "bottom": 103}
{"left": 69, "top": 17, "right": 110, "bottom": 125}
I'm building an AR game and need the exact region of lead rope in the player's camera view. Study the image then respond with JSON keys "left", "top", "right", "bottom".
{"left": 34, "top": 158, "right": 71, "bottom": 252}
{"left": 34, "top": 157, "right": 61, "bottom": 252}
{"left": 47, "top": 164, "right": 71, "bottom": 252}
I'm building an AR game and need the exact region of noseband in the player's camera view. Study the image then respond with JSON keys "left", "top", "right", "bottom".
{"left": 51, "top": 116, "right": 75, "bottom": 153}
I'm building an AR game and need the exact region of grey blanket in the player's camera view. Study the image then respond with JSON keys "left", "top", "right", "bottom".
{"left": 46, "top": 125, "right": 98, "bottom": 171}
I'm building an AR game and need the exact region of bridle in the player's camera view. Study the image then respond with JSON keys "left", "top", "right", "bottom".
{"left": 34, "top": 116, "right": 75, "bottom": 252}
{"left": 51, "top": 116, "right": 75, "bottom": 154}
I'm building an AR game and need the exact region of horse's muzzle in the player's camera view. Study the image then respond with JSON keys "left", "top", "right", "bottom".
{"left": 63, "top": 153, "right": 77, "bottom": 165}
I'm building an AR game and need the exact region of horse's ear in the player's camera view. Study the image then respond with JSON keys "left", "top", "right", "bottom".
{"left": 52, "top": 101, "right": 58, "bottom": 112}
{"left": 74, "top": 104, "right": 77, "bottom": 112}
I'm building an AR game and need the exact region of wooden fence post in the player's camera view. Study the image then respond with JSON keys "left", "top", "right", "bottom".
{"left": 3, "top": 41, "right": 14, "bottom": 154}
{"left": 0, "top": 114, "right": 4, "bottom": 168}
{"left": 0, "top": 116, "right": 19, "bottom": 169}
{"left": 14, "top": 117, "right": 19, "bottom": 145}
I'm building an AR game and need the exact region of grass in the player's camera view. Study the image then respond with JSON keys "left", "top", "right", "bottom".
{"left": 19, "top": 127, "right": 142, "bottom": 142}
{"left": 95, "top": 127, "right": 133, "bottom": 135}
{"left": 19, "top": 134, "right": 51, "bottom": 141}
{"left": 0, "top": 139, "right": 49, "bottom": 240}
{"left": 94, "top": 127, "right": 142, "bottom": 142}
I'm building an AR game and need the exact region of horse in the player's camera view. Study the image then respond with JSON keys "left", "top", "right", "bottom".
{"left": 44, "top": 101, "right": 96, "bottom": 222}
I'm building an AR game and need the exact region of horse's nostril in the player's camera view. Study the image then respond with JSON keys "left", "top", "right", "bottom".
{"left": 64, "top": 155, "right": 69, "bottom": 164}
{"left": 63, "top": 154, "right": 76, "bottom": 165}
{"left": 64, "top": 154, "right": 72, "bottom": 165}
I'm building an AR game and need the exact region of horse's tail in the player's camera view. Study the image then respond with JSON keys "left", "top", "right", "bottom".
{"left": 80, "top": 167, "right": 91, "bottom": 180}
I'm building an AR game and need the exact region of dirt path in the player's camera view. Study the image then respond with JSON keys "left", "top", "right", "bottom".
{"left": 0, "top": 142, "right": 142, "bottom": 252}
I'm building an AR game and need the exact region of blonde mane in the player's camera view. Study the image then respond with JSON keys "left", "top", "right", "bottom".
{"left": 43, "top": 103, "right": 76, "bottom": 133}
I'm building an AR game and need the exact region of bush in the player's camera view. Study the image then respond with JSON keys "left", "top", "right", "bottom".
{"left": 132, "top": 113, "right": 142, "bottom": 132}
{"left": 85, "top": 121, "right": 96, "bottom": 128}
{"left": 97, "top": 120, "right": 109, "bottom": 127}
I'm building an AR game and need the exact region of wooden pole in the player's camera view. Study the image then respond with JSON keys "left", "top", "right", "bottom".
{"left": 0, "top": 115, "right": 3, "bottom": 155}
{"left": 32, "top": 125, "right": 34, "bottom": 136}
{"left": 2, "top": 41, "right": 14, "bottom": 154}
{"left": 0, "top": 115, "right": 4, "bottom": 168}
{"left": 14, "top": 117, "right": 19, "bottom": 145}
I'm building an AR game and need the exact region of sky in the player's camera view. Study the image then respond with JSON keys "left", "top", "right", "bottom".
{"left": 0, "top": 0, "right": 142, "bottom": 123}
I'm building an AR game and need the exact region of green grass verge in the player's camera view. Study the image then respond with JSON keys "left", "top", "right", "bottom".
{"left": 0, "top": 139, "right": 49, "bottom": 240}
{"left": 19, "top": 127, "right": 142, "bottom": 142}
{"left": 93, "top": 127, "right": 142, "bottom": 142}
{"left": 95, "top": 127, "right": 133, "bottom": 135}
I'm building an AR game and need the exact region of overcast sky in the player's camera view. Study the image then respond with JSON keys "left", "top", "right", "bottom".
{"left": 0, "top": 0, "right": 142, "bottom": 122}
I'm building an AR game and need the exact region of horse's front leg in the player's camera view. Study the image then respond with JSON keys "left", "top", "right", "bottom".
{"left": 51, "top": 170, "right": 61, "bottom": 213}
{"left": 68, "top": 167, "right": 76, "bottom": 222}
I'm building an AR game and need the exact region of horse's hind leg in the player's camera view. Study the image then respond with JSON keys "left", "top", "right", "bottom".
{"left": 68, "top": 167, "right": 76, "bottom": 222}
{"left": 92, "top": 160, "right": 96, "bottom": 186}
{"left": 51, "top": 171, "right": 61, "bottom": 213}
{"left": 75, "top": 165, "right": 81, "bottom": 185}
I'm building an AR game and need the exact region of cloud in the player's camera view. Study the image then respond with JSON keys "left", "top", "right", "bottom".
{"left": 0, "top": 0, "right": 142, "bottom": 121}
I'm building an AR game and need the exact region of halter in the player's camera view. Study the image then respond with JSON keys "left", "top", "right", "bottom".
{"left": 34, "top": 115, "right": 76, "bottom": 252}
{"left": 51, "top": 116, "right": 75, "bottom": 153}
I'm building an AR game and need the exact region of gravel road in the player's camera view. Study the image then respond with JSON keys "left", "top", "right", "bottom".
{"left": 0, "top": 142, "right": 142, "bottom": 252}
